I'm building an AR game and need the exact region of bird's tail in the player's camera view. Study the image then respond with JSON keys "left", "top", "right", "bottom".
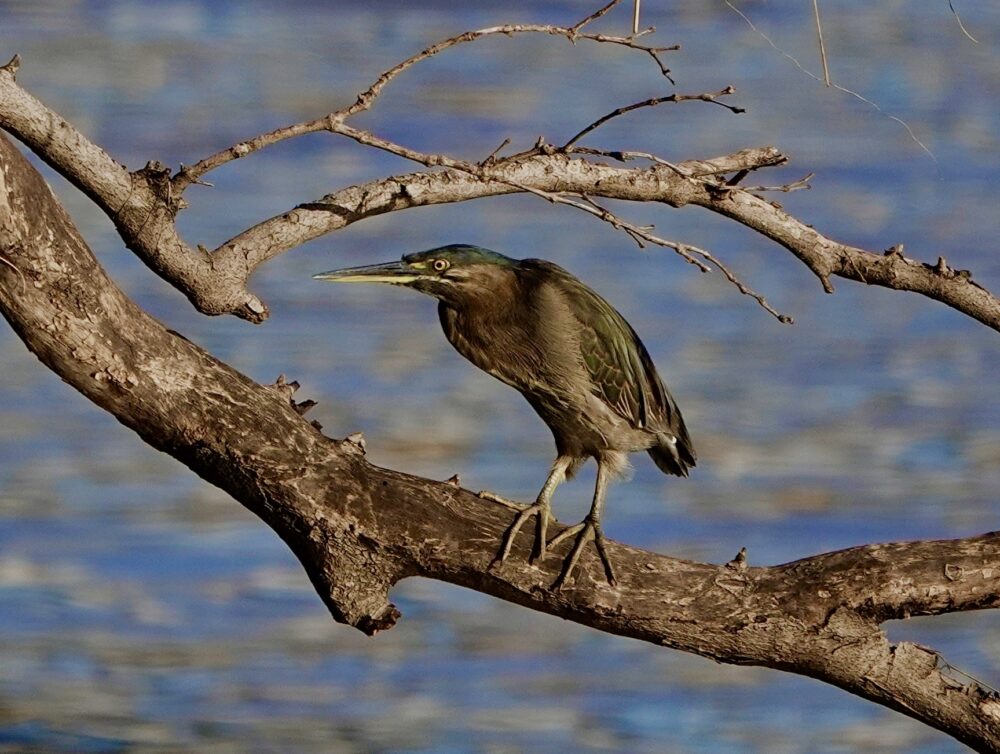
{"left": 648, "top": 432, "right": 696, "bottom": 478}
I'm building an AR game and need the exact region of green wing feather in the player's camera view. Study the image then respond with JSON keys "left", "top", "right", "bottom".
{"left": 528, "top": 260, "right": 672, "bottom": 431}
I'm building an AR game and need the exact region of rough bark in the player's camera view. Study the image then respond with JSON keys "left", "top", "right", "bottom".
{"left": 3, "top": 131, "right": 1000, "bottom": 752}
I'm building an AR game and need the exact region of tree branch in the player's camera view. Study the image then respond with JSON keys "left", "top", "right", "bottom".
{"left": 6, "top": 30, "right": 996, "bottom": 334}
{"left": 561, "top": 86, "right": 744, "bottom": 149}
{"left": 0, "top": 58, "right": 268, "bottom": 322}
{"left": 171, "top": 4, "right": 679, "bottom": 191}
{"left": 1, "top": 132, "right": 999, "bottom": 750}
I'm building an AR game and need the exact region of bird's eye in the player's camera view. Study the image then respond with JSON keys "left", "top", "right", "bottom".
{"left": 432, "top": 259, "right": 450, "bottom": 272}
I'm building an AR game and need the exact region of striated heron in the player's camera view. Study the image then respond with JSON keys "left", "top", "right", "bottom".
{"left": 314, "top": 244, "right": 695, "bottom": 588}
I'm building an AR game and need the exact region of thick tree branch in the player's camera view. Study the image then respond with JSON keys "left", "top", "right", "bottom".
{"left": 224, "top": 148, "right": 1000, "bottom": 331}
{"left": 1, "top": 132, "right": 999, "bottom": 750}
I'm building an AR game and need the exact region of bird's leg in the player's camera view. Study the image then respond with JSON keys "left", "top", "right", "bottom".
{"left": 548, "top": 461, "right": 617, "bottom": 589}
{"left": 489, "top": 456, "right": 571, "bottom": 569}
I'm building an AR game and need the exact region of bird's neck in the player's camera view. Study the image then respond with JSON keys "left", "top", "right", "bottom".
{"left": 445, "top": 278, "right": 522, "bottom": 325}
{"left": 437, "top": 278, "right": 531, "bottom": 361}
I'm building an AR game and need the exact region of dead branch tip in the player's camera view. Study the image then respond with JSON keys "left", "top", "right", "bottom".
{"left": 726, "top": 547, "right": 748, "bottom": 570}
{"left": 343, "top": 431, "right": 368, "bottom": 454}
{"left": 1, "top": 54, "right": 21, "bottom": 75}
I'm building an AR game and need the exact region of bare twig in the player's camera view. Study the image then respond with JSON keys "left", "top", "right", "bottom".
{"left": 724, "top": 1, "right": 934, "bottom": 160}
{"left": 562, "top": 87, "right": 743, "bottom": 149}
{"left": 689, "top": 244, "right": 793, "bottom": 323}
{"left": 480, "top": 137, "right": 512, "bottom": 167}
{"left": 503, "top": 181, "right": 792, "bottom": 323}
{"left": 517, "top": 183, "right": 705, "bottom": 269}
{"left": 948, "top": 0, "right": 980, "bottom": 43}
{"left": 569, "top": 0, "right": 621, "bottom": 36}
{"left": 0, "top": 54, "right": 20, "bottom": 76}
{"left": 734, "top": 172, "right": 814, "bottom": 193}
{"left": 812, "top": 0, "right": 831, "bottom": 87}
{"left": 173, "top": 9, "right": 679, "bottom": 191}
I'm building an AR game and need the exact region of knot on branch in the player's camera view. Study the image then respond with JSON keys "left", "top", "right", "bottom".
{"left": 268, "top": 374, "right": 318, "bottom": 417}
{"left": 930, "top": 255, "right": 974, "bottom": 282}
{"left": 0, "top": 54, "right": 21, "bottom": 79}
{"left": 135, "top": 160, "right": 176, "bottom": 210}
{"left": 132, "top": 160, "right": 188, "bottom": 218}
{"left": 341, "top": 432, "right": 367, "bottom": 455}
{"left": 726, "top": 547, "right": 748, "bottom": 571}
{"left": 184, "top": 277, "right": 269, "bottom": 322}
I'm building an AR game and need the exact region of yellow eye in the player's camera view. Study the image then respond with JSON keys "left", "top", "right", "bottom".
{"left": 432, "top": 259, "right": 450, "bottom": 272}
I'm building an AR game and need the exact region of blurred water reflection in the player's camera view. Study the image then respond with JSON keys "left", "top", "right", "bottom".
{"left": 2, "top": 1, "right": 1000, "bottom": 752}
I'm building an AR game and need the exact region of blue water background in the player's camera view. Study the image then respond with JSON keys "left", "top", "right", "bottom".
{"left": 2, "top": 1, "right": 1000, "bottom": 751}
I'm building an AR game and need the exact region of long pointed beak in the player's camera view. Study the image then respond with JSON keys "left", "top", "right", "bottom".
{"left": 312, "top": 260, "right": 421, "bottom": 285}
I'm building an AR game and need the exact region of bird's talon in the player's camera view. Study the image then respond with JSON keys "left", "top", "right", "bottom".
{"left": 547, "top": 519, "right": 617, "bottom": 589}
{"left": 494, "top": 501, "right": 551, "bottom": 567}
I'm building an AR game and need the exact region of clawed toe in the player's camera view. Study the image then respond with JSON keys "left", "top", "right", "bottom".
{"left": 548, "top": 518, "right": 617, "bottom": 590}
{"left": 490, "top": 500, "right": 551, "bottom": 569}
{"left": 489, "top": 505, "right": 618, "bottom": 589}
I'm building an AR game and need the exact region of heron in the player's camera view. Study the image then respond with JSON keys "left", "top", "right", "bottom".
{"left": 314, "top": 244, "right": 695, "bottom": 588}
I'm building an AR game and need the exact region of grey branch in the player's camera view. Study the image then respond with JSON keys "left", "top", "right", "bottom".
{"left": 1, "top": 133, "right": 999, "bottom": 751}
{"left": 0, "top": 25, "right": 1000, "bottom": 330}
{"left": 5, "top": 56, "right": 997, "bottom": 331}
{"left": 561, "top": 87, "right": 744, "bottom": 149}
{"left": 171, "top": 3, "right": 679, "bottom": 190}
{"left": 0, "top": 65, "right": 268, "bottom": 322}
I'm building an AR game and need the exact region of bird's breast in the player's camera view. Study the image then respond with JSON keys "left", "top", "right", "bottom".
{"left": 438, "top": 303, "right": 545, "bottom": 390}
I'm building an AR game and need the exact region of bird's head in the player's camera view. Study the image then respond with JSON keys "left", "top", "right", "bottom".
{"left": 313, "top": 244, "right": 518, "bottom": 304}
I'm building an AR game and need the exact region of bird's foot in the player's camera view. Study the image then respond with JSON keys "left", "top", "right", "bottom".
{"left": 547, "top": 517, "right": 617, "bottom": 590}
{"left": 487, "top": 498, "right": 551, "bottom": 569}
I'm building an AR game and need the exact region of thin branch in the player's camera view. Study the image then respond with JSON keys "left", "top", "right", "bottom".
{"left": 724, "top": 0, "right": 934, "bottom": 160}
{"left": 569, "top": 0, "right": 621, "bottom": 36}
{"left": 812, "top": 0, "right": 831, "bottom": 87}
{"left": 514, "top": 182, "right": 708, "bottom": 270}
{"left": 173, "top": 11, "right": 679, "bottom": 191}
{"left": 686, "top": 244, "right": 793, "bottom": 323}
{"left": 467, "top": 176, "right": 793, "bottom": 323}
{"left": 732, "top": 172, "right": 814, "bottom": 193}
{"left": 215, "top": 146, "right": 781, "bottom": 271}
{"left": 570, "top": 146, "right": 788, "bottom": 177}
{"left": 948, "top": 0, "right": 979, "bottom": 43}
{"left": 562, "top": 87, "right": 743, "bottom": 149}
